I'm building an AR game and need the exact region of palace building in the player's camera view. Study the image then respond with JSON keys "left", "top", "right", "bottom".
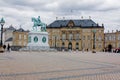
{"left": 12, "top": 28, "right": 29, "bottom": 50}
{"left": 105, "top": 30, "right": 120, "bottom": 50}
{"left": 4, "top": 25, "right": 16, "bottom": 46}
{"left": 47, "top": 19, "right": 104, "bottom": 51}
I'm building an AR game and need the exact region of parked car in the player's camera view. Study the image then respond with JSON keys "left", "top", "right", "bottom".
{"left": 114, "top": 48, "right": 120, "bottom": 53}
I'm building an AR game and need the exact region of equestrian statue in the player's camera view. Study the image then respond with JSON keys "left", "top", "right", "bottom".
{"left": 32, "top": 16, "right": 46, "bottom": 32}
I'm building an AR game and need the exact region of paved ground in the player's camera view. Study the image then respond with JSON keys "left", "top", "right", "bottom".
{"left": 0, "top": 51, "right": 120, "bottom": 80}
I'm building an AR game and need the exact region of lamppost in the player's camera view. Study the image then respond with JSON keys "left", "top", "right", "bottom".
{"left": 55, "top": 36, "right": 56, "bottom": 49}
{"left": 0, "top": 18, "right": 5, "bottom": 46}
{"left": 92, "top": 30, "right": 96, "bottom": 53}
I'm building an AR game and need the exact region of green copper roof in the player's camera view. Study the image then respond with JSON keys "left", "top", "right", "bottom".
{"left": 0, "top": 18, "right": 5, "bottom": 23}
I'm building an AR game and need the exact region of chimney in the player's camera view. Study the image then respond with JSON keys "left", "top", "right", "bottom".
{"left": 81, "top": 16, "right": 83, "bottom": 19}
{"left": 63, "top": 17, "right": 65, "bottom": 20}
{"left": 56, "top": 17, "right": 58, "bottom": 20}
{"left": 89, "top": 16, "right": 91, "bottom": 19}
{"left": 102, "top": 24, "right": 104, "bottom": 27}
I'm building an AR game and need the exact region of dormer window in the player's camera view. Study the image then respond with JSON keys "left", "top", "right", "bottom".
{"left": 68, "top": 20, "right": 74, "bottom": 28}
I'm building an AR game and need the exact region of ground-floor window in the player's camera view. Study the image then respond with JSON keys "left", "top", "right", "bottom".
{"left": 76, "top": 43, "right": 79, "bottom": 50}
{"left": 68, "top": 42, "right": 72, "bottom": 50}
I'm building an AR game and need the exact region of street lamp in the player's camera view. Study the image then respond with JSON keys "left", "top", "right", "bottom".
{"left": 92, "top": 30, "right": 96, "bottom": 52}
{"left": 55, "top": 36, "right": 56, "bottom": 49}
{"left": 0, "top": 18, "right": 5, "bottom": 46}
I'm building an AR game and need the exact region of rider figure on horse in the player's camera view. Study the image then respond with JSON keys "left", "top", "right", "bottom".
{"left": 37, "top": 16, "right": 41, "bottom": 25}
{"left": 32, "top": 16, "right": 46, "bottom": 32}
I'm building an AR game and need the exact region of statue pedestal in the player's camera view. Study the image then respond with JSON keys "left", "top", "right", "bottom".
{"left": 20, "top": 16, "right": 56, "bottom": 51}
{"left": 26, "top": 31, "right": 50, "bottom": 51}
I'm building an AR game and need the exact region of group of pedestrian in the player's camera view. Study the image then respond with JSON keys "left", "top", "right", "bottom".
{"left": 3, "top": 44, "right": 10, "bottom": 52}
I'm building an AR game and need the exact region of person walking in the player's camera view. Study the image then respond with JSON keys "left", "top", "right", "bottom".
{"left": 7, "top": 44, "right": 10, "bottom": 52}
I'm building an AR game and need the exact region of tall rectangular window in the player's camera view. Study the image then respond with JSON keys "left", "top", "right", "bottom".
{"left": 105, "top": 36, "right": 107, "bottom": 41}
{"left": 19, "top": 34, "right": 22, "bottom": 40}
{"left": 109, "top": 36, "right": 112, "bottom": 41}
{"left": 118, "top": 34, "right": 120, "bottom": 40}
{"left": 52, "top": 36, "right": 54, "bottom": 40}
{"left": 62, "top": 34, "right": 66, "bottom": 40}
{"left": 113, "top": 35, "right": 116, "bottom": 41}
{"left": 87, "top": 35, "right": 90, "bottom": 40}
{"left": 98, "top": 36, "right": 102, "bottom": 41}
{"left": 69, "top": 34, "right": 73, "bottom": 40}
{"left": 83, "top": 36, "right": 85, "bottom": 40}
{"left": 76, "top": 34, "right": 79, "bottom": 40}
{"left": 24, "top": 35, "right": 26, "bottom": 39}
{"left": 118, "top": 43, "right": 120, "bottom": 48}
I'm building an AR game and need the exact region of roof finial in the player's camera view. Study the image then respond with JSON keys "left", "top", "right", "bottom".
{"left": 81, "top": 16, "right": 83, "bottom": 19}
{"left": 56, "top": 17, "right": 58, "bottom": 20}
{"left": 20, "top": 25, "right": 22, "bottom": 29}
{"left": 102, "top": 24, "right": 104, "bottom": 27}
{"left": 63, "top": 17, "right": 65, "bottom": 20}
{"left": 89, "top": 16, "right": 91, "bottom": 19}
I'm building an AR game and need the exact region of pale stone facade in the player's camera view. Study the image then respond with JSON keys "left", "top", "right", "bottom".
{"left": 4, "top": 25, "right": 16, "bottom": 46}
{"left": 47, "top": 19, "right": 104, "bottom": 51}
{"left": 105, "top": 31, "right": 120, "bottom": 49}
{"left": 13, "top": 28, "right": 29, "bottom": 47}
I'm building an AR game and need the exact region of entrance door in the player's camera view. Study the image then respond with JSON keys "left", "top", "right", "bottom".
{"left": 108, "top": 44, "right": 112, "bottom": 52}
{"left": 68, "top": 42, "right": 72, "bottom": 50}
{"left": 76, "top": 43, "right": 79, "bottom": 50}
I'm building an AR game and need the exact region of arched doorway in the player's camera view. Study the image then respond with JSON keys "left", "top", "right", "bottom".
{"left": 108, "top": 44, "right": 112, "bottom": 52}
{"left": 76, "top": 43, "right": 79, "bottom": 50}
{"left": 68, "top": 42, "right": 72, "bottom": 50}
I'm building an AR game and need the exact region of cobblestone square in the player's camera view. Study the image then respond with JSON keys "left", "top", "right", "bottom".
{"left": 0, "top": 51, "right": 120, "bottom": 80}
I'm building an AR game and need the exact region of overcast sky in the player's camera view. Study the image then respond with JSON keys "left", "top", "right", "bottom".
{"left": 0, "top": 0, "right": 120, "bottom": 32}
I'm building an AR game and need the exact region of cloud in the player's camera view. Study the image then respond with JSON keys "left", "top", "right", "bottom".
{"left": 0, "top": 0, "right": 120, "bottom": 32}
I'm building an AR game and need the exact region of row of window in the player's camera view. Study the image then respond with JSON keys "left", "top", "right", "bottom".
{"left": 13, "top": 34, "right": 27, "bottom": 40}
{"left": 50, "top": 34, "right": 102, "bottom": 41}
{"left": 13, "top": 34, "right": 27, "bottom": 46}
{"left": 82, "top": 29, "right": 103, "bottom": 33}
{"left": 19, "top": 34, "right": 27, "bottom": 39}
{"left": 105, "top": 35, "right": 120, "bottom": 41}
{"left": 49, "top": 30, "right": 103, "bottom": 33}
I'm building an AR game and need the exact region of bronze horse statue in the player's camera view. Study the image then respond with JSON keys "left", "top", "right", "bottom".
{"left": 32, "top": 16, "right": 46, "bottom": 31}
